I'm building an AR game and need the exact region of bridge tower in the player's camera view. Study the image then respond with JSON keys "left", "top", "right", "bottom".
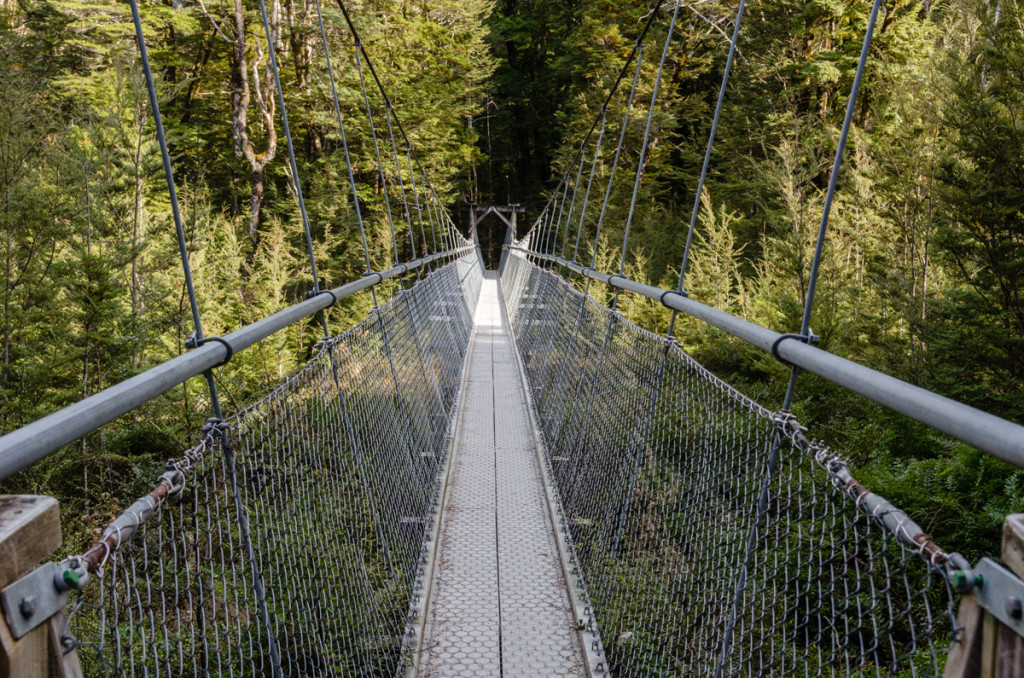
{"left": 461, "top": 202, "right": 525, "bottom": 269}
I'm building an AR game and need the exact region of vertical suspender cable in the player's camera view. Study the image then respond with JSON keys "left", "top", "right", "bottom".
{"left": 311, "top": 0, "right": 371, "bottom": 276}
{"left": 334, "top": 0, "right": 456, "bottom": 265}
{"left": 590, "top": 44, "right": 644, "bottom": 266}
{"left": 552, "top": 168, "right": 573, "bottom": 255}
{"left": 254, "top": 0, "right": 323, "bottom": 304}
{"left": 130, "top": 1, "right": 281, "bottom": 674}
{"left": 565, "top": 43, "right": 646, "bottom": 506}
{"left": 310, "top": 0, "right": 397, "bottom": 581}
{"left": 405, "top": 147, "right": 430, "bottom": 257}
{"left": 539, "top": 0, "right": 666, "bottom": 227}
{"left": 531, "top": 206, "right": 546, "bottom": 259}
{"left": 781, "top": 0, "right": 882, "bottom": 410}
{"left": 714, "top": 3, "right": 882, "bottom": 674}
{"left": 420, "top": 170, "right": 440, "bottom": 254}
{"left": 383, "top": 106, "right": 419, "bottom": 260}
{"left": 332, "top": 0, "right": 457, "bottom": 268}
{"left": 618, "top": 0, "right": 682, "bottom": 275}
{"left": 573, "top": 109, "right": 609, "bottom": 265}
{"left": 588, "top": 43, "right": 645, "bottom": 303}
{"left": 514, "top": 0, "right": 665, "bottom": 269}
{"left": 544, "top": 180, "right": 567, "bottom": 266}
{"left": 128, "top": 0, "right": 222, "bottom": 420}
{"left": 610, "top": 0, "right": 682, "bottom": 559}
{"left": 561, "top": 148, "right": 588, "bottom": 258}
{"left": 674, "top": 0, "right": 747, "bottom": 312}
{"left": 337, "top": 2, "right": 432, "bottom": 499}
{"left": 354, "top": 45, "right": 401, "bottom": 266}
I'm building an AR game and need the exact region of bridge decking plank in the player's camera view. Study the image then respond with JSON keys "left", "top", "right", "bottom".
{"left": 420, "top": 272, "right": 585, "bottom": 677}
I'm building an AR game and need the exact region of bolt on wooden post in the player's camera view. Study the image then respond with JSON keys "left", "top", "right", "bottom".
{"left": 0, "top": 495, "right": 82, "bottom": 678}
{"left": 945, "top": 514, "right": 1024, "bottom": 677}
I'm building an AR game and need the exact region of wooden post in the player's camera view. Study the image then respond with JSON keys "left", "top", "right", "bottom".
{"left": 0, "top": 495, "right": 82, "bottom": 678}
{"left": 945, "top": 514, "right": 1024, "bottom": 678}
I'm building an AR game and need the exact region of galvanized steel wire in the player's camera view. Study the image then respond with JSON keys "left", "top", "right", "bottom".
{"left": 501, "top": 247, "right": 960, "bottom": 677}
{"left": 63, "top": 252, "right": 483, "bottom": 677}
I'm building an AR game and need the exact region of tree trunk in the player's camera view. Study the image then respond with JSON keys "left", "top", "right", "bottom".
{"left": 227, "top": 0, "right": 278, "bottom": 261}
{"left": 250, "top": 168, "right": 264, "bottom": 250}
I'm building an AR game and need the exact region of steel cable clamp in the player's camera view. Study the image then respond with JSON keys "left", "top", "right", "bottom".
{"left": 770, "top": 329, "right": 819, "bottom": 366}
{"left": 309, "top": 288, "right": 339, "bottom": 307}
{"left": 185, "top": 333, "right": 235, "bottom": 368}
{"left": 659, "top": 288, "right": 687, "bottom": 306}
{"left": 201, "top": 416, "right": 227, "bottom": 442}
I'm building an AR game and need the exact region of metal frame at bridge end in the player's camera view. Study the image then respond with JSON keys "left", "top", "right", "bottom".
{"left": 944, "top": 514, "right": 1024, "bottom": 675}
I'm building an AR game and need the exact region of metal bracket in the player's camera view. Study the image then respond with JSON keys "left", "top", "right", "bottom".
{"left": 973, "top": 558, "right": 1024, "bottom": 636}
{"left": 0, "top": 562, "right": 69, "bottom": 639}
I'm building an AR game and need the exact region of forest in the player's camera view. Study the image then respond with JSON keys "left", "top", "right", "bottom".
{"left": 0, "top": 0, "right": 1022, "bottom": 565}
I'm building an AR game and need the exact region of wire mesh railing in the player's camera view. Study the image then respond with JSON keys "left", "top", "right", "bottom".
{"left": 501, "top": 247, "right": 961, "bottom": 677}
{"left": 62, "top": 252, "right": 482, "bottom": 677}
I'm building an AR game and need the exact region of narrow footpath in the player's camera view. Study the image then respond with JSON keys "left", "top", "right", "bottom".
{"left": 420, "top": 272, "right": 585, "bottom": 677}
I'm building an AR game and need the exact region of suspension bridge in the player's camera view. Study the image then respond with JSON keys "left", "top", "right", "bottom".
{"left": 1, "top": 0, "right": 1024, "bottom": 676}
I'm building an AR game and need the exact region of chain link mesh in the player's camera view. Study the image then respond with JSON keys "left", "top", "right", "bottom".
{"left": 38, "top": 242, "right": 967, "bottom": 677}
{"left": 501, "top": 247, "right": 960, "bottom": 677}
{"left": 64, "top": 252, "right": 482, "bottom": 677}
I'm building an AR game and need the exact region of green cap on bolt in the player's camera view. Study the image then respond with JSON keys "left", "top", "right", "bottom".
{"left": 950, "top": 570, "right": 983, "bottom": 592}
{"left": 63, "top": 568, "right": 81, "bottom": 589}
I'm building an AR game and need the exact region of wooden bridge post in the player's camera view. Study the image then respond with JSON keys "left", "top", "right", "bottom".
{"left": 0, "top": 495, "right": 81, "bottom": 678}
{"left": 945, "top": 514, "right": 1024, "bottom": 677}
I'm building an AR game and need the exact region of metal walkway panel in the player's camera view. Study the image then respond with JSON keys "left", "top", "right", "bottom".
{"left": 421, "top": 272, "right": 585, "bottom": 677}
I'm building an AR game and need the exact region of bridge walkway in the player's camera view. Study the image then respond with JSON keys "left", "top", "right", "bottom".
{"left": 419, "top": 272, "right": 585, "bottom": 677}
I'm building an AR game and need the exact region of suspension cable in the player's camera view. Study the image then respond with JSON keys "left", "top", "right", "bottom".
{"left": 675, "top": 0, "right": 747, "bottom": 297}
{"left": 619, "top": 0, "right": 683, "bottom": 275}
{"left": 128, "top": 0, "right": 222, "bottom": 419}
{"left": 254, "top": 0, "right": 322, "bottom": 299}
{"left": 781, "top": 0, "right": 882, "bottom": 411}
{"left": 589, "top": 44, "right": 645, "bottom": 274}
{"left": 310, "top": 0, "right": 374, "bottom": 278}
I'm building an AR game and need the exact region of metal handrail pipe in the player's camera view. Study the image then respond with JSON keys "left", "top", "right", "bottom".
{"left": 518, "top": 248, "right": 1024, "bottom": 469}
{"left": 0, "top": 246, "right": 475, "bottom": 481}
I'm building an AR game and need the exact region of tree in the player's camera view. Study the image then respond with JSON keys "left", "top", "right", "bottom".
{"left": 926, "top": 0, "right": 1024, "bottom": 419}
